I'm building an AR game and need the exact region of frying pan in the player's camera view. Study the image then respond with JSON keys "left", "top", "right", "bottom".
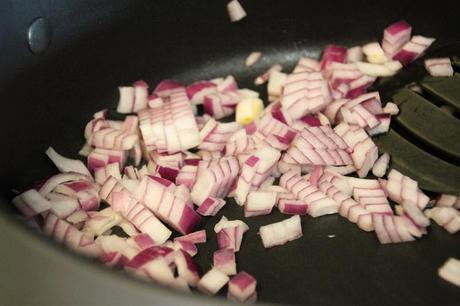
{"left": 0, "top": 1, "right": 459, "bottom": 305}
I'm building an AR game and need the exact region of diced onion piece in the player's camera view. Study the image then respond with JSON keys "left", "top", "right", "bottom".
{"left": 174, "top": 249, "right": 201, "bottom": 287}
{"left": 435, "top": 194, "right": 460, "bottom": 208}
{"left": 244, "top": 191, "right": 276, "bottom": 217}
{"left": 13, "top": 189, "right": 52, "bottom": 217}
{"left": 424, "top": 58, "right": 454, "bottom": 77}
{"left": 255, "top": 64, "right": 282, "bottom": 85}
{"left": 46, "top": 147, "right": 91, "bottom": 177}
{"left": 267, "top": 70, "right": 287, "bottom": 99}
{"left": 228, "top": 271, "right": 257, "bottom": 302}
{"left": 214, "top": 216, "right": 249, "bottom": 252}
{"left": 245, "top": 51, "right": 262, "bottom": 67}
{"left": 372, "top": 153, "right": 390, "bottom": 178}
{"left": 347, "top": 46, "right": 363, "bottom": 63}
{"left": 175, "top": 230, "right": 207, "bottom": 244}
{"left": 355, "top": 61, "right": 398, "bottom": 77}
{"left": 394, "top": 35, "right": 436, "bottom": 66}
{"left": 227, "top": 0, "right": 247, "bottom": 22}
{"left": 213, "top": 249, "right": 236, "bottom": 275}
{"left": 197, "top": 268, "right": 229, "bottom": 295}
{"left": 259, "top": 215, "right": 302, "bottom": 248}
{"left": 438, "top": 258, "right": 460, "bottom": 287}
{"left": 383, "top": 102, "right": 399, "bottom": 115}
{"left": 197, "top": 197, "right": 226, "bottom": 216}
{"left": 382, "top": 20, "right": 412, "bottom": 57}
{"left": 425, "top": 207, "right": 460, "bottom": 234}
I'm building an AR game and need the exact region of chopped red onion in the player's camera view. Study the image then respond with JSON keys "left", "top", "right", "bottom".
{"left": 136, "top": 257, "right": 175, "bottom": 286}
{"left": 438, "top": 258, "right": 460, "bottom": 287}
{"left": 293, "top": 57, "right": 320, "bottom": 73}
{"left": 199, "top": 118, "right": 239, "bottom": 152}
{"left": 197, "top": 197, "right": 226, "bottom": 216}
{"left": 228, "top": 271, "right": 257, "bottom": 302}
{"left": 283, "top": 125, "right": 352, "bottom": 167}
{"left": 245, "top": 51, "right": 262, "bottom": 67}
{"left": 352, "top": 185, "right": 392, "bottom": 215}
{"left": 280, "top": 170, "right": 338, "bottom": 217}
{"left": 435, "top": 194, "right": 460, "bottom": 209}
{"left": 346, "top": 75, "right": 377, "bottom": 98}
{"left": 281, "top": 71, "right": 332, "bottom": 120}
{"left": 66, "top": 209, "right": 89, "bottom": 225}
{"left": 43, "top": 214, "right": 101, "bottom": 257}
{"left": 153, "top": 80, "right": 183, "bottom": 97}
{"left": 385, "top": 169, "right": 430, "bottom": 210}
{"left": 174, "top": 249, "right": 201, "bottom": 287}
{"left": 227, "top": 0, "right": 247, "bottom": 22}
{"left": 255, "top": 64, "right": 283, "bottom": 85}
{"left": 186, "top": 81, "right": 217, "bottom": 105}
{"left": 197, "top": 268, "right": 230, "bottom": 295}
{"left": 174, "top": 229, "right": 207, "bottom": 244}
{"left": 393, "top": 35, "right": 436, "bottom": 66}
{"left": 46, "top": 192, "right": 81, "bottom": 218}
{"left": 46, "top": 147, "right": 92, "bottom": 177}
{"left": 234, "top": 147, "right": 281, "bottom": 205}
{"left": 95, "top": 162, "right": 121, "bottom": 185}
{"left": 38, "top": 172, "right": 91, "bottom": 196}
{"left": 214, "top": 216, "right": 249, "bottom": 252}
{"left": 382, "top": 20, "right": 412, "bottom": 57}
{"left": 372, "top": 153, "right": 390, "bottom": 178}
{"left": 425, "top": 207, "right": 460, "bottom": 234}
{"left": 267, "top": 70, "right": 287, "bottom": 100}
{"left": 320, "top": 45, "right": 348, "bottom": 70}
{"left": 372, "top": 213, "right": 422, "bottom": 244}
{"left": 259, "top": 215, "right": 302, "bottom": 248}
{"left": 346, "top": 46, "right": 363, "bottom": 63}
{"left": 133, "top": 176, "right": 201, "bottom": 234}
{"left": 244, "top": 191, "right": 276, "bottom": 217}
{"left": 125, "top": 245, "right": 175, "bottom": 269}
{"left": 334, "top": 122, "right": 378, "bottom": 177}
{"left": 13, "top": 189, "right": 52, "bottom": 217}
{"left": 355, "top": 61, "right": 401, "bottom": 77}
{"left": 191, "top": 156, "right": 239, "bottom": 205}
{"left": 127, "top": 233, "right": 156, "bottom": 250}
{"left": 112, "top": 189, "right": 172, "bottom": 243}
{"left": 278, "top": 199, "right": 309, "bottom": 215}
{"left": 424, "top": 58, "right": 454, "bottom": 77}
{"left": 174, "top": 239, "right": 198, "bottom": 257}
{"left": 383, "top": 102, "right": 399, "bottom": 115}
{"left": 213, "top": 249, "right": 237, "bottom": 275}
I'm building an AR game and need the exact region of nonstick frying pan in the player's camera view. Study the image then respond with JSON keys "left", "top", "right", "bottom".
{"left": 0, "top": 1, "right": 459, "bottom": 305}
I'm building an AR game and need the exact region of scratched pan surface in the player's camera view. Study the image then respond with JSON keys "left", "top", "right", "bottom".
{"left": 0, "top": 1, "right": 459, "bottom": 306}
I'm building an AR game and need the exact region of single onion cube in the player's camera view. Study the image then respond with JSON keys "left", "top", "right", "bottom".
{"left": 197, "top": 268, "right": 230, "bottom": 295}
{"left": 227, "top": 0, "right": 247, "bottom": 22}
{"left": 228, "top": 271, "right": 257, "bottom": 302}
{"left": 424, "top": 58, "right": 454, "bottom": 77}
{"left": 213, "top": 249, "right": 237, "bottom": 275}
{"left": 244, "top": 191, "right": 276, "bottom": 217}
{"left": 259, "top": 215, "right": 302, "bottom": 248}
{"left": 438, "top": 258, "right": 460, "bottom": 287}
{"left": 245, "top": 51, "right": 262, "bottom": 67}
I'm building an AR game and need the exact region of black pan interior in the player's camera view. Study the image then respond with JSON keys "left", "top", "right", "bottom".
{"left": 0, "top": 1, "right": 459, "bottom": 305}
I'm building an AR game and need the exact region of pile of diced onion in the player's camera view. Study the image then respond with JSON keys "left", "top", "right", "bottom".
{"left": 12, "top": 19, "right": 460, "bottom": 299}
